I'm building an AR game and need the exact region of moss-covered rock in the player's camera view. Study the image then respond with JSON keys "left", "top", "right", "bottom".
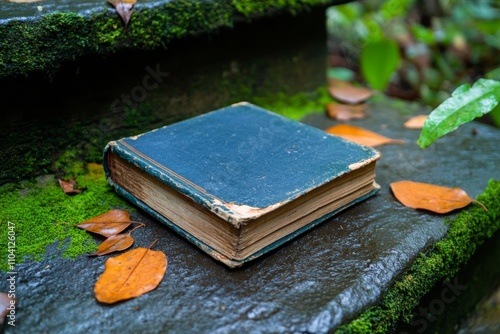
{"left": 0, "top": 0, "right": 345, "bottom": 79}
{"left": 232, "top": 0, "right": 332, "bottom": 16}
{"left": 0, "top": 1, "right": 234, "bottom": 79}
{"left": 0, "top": 163, "right": 132, "bottom": 271}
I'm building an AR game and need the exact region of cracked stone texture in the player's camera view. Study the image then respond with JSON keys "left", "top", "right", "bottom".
{"left": 1, "top": 100, "right": 499, "bottom": 333}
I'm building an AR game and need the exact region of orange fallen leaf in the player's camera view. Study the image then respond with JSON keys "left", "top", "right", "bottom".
{"left": 390, "top": 180, "right": 488, "bottom": 214}
{"left": 58, "top": 178, "right": 85, "bottom": 195}
{"left": 89, "top": 223, "right": 144, "bottom": 256}
{"left": 325, "top": 103, "right": 367, "bottom": 121}
{"left": 94, "top": 241, "right": 167, "bottom": 304}
{"left": 89, "top": 234, "right": 135, "bottom": 256}
{"left": 0, "top": 292, "right": 15, "bottom": 325}
{"left": 77, "top": 209, "right": 132, "bottom": 237}
{"left": 404, "top": 115, "right": 428, "bottom": 129}
{"left": 328, "top": 78, "right": 374, "bottom": 104}
{"left": 108, "top": 0, "right": 136, "bottom": 26}
{"left": 326, "top": 124, "right": 404, "bottom": 147}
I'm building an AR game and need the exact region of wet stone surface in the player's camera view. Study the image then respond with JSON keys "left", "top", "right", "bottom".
{"left": 1, "top": 100, "right": 499, "bottom": 333}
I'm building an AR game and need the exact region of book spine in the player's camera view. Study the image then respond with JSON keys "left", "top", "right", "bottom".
{"left": 102, "top": 141, "right": 116, "bottom": 184}
{"left": 103, "top": 142, "right": 245, "bottom": 268}
{"left": 103, "top": 141, "right": 235, "bottom": 222}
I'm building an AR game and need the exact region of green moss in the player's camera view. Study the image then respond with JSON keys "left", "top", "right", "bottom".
{"left": 91, "top": 0, "right": 236, "bottom": 51}
{"left": 232, "top": 0, "right": 331, "bottom": 16}
{"left": 254, "top": 86, "right": 331, "bottom": 120}
{"left": 0, "top": 164, "right": 132, "bottom": 272}
{"left": 92, "top": 15, "right": 124, "bottom": 47}
{"left": 0, "top": 0, "right": 337, "bottom": 79}
{"left": 0, "top": 137, "right": 53, "bottom": 184}
{"left": 335, "top": 179, "right": 500, "bottom": 333}
{"left": 0, "top": 13, "right": 90, "bottom": 78}
{"left": 0, "top": 0, "right": 236, "bottom": 79}
{"left": 54, "top": 149, "right": 86, "bottom": 178}
{"left": 0, "top": 113, "right": 105, "bottom": 184}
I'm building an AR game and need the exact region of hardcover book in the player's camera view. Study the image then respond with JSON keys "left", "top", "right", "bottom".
{"left": 103, "top": 102, "right": 380, "bottom": 267}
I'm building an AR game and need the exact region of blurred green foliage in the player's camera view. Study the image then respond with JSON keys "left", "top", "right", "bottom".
{"left": 360, "top": 39, "right": 401, "bottom": 90}
{"left": 327, "top": 0, "right": 500, "bottom": 115}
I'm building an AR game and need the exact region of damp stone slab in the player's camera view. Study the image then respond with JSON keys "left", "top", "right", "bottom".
{"left": 1, "top": 100, "right": 499, "bottom": 333}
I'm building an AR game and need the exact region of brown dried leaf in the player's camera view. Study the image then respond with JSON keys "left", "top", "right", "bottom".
{"left": 0, "top": 292, "right": 15, "bottom": 325}
{"left": 58, "top": 178, "right": 84, "bottom": 195}
{"left": 94, "top": 242, "right": 167, "bottom": 304}
{"left": 390, "top": 180, "right": 488, "bottom": 214}
{"left": 326, "top": 124, "right": 404, "bottom": 147}
{"left": 326, "top": 102, "right": 367, "bottom": 121}
{"left": 89, "top": 234, "right": 135, "bottom": 256}
{"left": 404, "top": 115, "right": 428, "bottom": 129}
{"left": 108, "top": 0, "right": 136, "bottom": 26}
{"left": 77, "top": 209, "right": 131, "bottom": 237}
{"left": 328, "top": 78, "right": 374, "bottom": 104}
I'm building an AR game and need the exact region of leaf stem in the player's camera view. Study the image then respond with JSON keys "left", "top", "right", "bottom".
{"left": 472, "top": 199, "right": 488, "bottom": 212}
{"left": 148, "top": 239, "right": 158, "bottom": 250}
{"left": 128, "top": 223, "right": 145, "bottom": 235}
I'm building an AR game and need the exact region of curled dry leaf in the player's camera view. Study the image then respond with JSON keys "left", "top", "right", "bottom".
{"left": 326, "top": 124, "right": 404, "bottom": 147}
{"left": 325, "top": 102, "right": 367, "bottom": 121}
{"left": 404, "top": 115, "right": 428, "bottom": 129}
{"left": 390, "top": 180, "right": 488, "bottom": 214}
{"left": 89, "top": 223, "right": 144, "bottom": 256}
{"left": 108, "top": 0, "right": 136, "bottom": 26}
{"left": 94, "top": 242, "right": 167, "bottom": 304}
{"left": 0, "top": 292, "right": 15, "bottom": 325}
{"left": 77, "top": 209, "right": 132, "bottom": 237}
{"left": 58, "top": 178, "right": 85, "bottom": 195}
{"left": 89, "top": 234, "right": 135, "bottom": 256}
{"left": 328, "top": 78, "right": 374, "bottom": 104}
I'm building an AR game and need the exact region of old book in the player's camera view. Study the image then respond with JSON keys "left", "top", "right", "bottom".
{"left": 103, "top": 102, "right": 380, "bottom": 267}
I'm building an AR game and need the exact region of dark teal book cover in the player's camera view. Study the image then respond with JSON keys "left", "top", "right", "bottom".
{"left": 104, "top": 102, "right": 380, "bottom": 267}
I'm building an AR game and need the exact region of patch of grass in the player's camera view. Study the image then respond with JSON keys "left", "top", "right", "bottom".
{"left": 0, "top": 164, "right": 132, "bottom": 271}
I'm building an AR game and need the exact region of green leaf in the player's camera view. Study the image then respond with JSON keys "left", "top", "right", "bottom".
{"left": 485, "top": 67, "right": 500, "bottom": 81}
{"left": 411, "top": 24, "right": 436, "bottom": 45}
{"left": 417, "top": 79, "right": 500, "bottom": 148}
{"left": 489, "top": 103, "right": 500, "bottom": 127}
{"left": 380, "top": 0, "right": 413, "bottom": 20}
{"left": 360, "top": 39, "right": 400, "bottom": 90}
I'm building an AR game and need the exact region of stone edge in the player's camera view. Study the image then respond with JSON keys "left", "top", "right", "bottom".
{"left": 335, "top": 179, "right": 500, "bottom": 333}
{"left": 0, "top": 0, "right": 342, "bottom": 79}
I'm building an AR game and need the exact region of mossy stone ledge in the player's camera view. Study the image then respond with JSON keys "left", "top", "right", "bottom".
{"left": 0, "top": 0, "right": 348, "bottom": 79}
